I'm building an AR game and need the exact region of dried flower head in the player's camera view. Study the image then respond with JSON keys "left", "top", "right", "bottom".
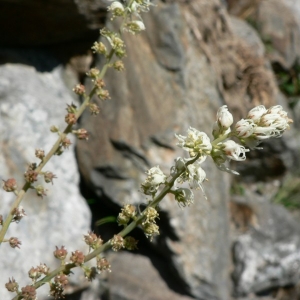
{"left": 44, "top": 172, "right": 57, "bottom": 184}
{"left": 97, "top": 89, "right": 111, "bottom": 100}
{"left": 20, "top": 285, "right": 36, "bottom": 300}
{"left": 84, "top": 231, "right": 103, "bottom": 249}
{"left": 5, "top": 277, "right": 19, "bottom": 292}
{"left": 86, "top": 68, "right": 100, "bottom": 78}
{"left": 70, "top": 250, "right": 85, "bottom": 266}
{"left": 110, "top": 235, "right": 125, "bottom": 251}
{"left": 54, "top": 274, "right": 69, "bottom": 288}
{"left": 91, "top": 42, "right": 107, "bottom": 55}
{"left": 24, "top": 170, "right": 38, "bottom": 183}
{"left": 35, "top": 185, "right": 47, "bottom": 198}
{"left": 53, "top": 246, "right": 68, "bottom": 260}
{"left": 142, "top": 207, "right": 159, "bottom": 225}
{"left": 35, "top": 148, "right": 45, "bottom": 160}
{"left": 73, "top": 84, "right": 85, "bottom": 95}
{"left": 3, "top": 178, "right": 17, "bottom": 192}
{"left": 61, "top": 137, "right": 72, "bottom": 149}
{"left": 65, "top": 113, "right": 77, "bottom": 125}
{"left": 143, "top": 223, "right": 159, "bottom": 241}
{"left": 73, "top": 129, "right": 89, "bottom": 140}
{"left": 96, "top": 257, "right": 111, "bottom": 272}
{"left": 28, "top": 267, "right": 42, "bottom": 281}
{"left": 12, "top": 206, "right": 26, "bottom": 223}
{"left": 89, "top": 103, "right": 100, "bottom": 115}
{"left": 9, "top": 237, "right": 22, "bottom": 249}
{"left": 113, "top": 60, "right": 125, "bottom": 71}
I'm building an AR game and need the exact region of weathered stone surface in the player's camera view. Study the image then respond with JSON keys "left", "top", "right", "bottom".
{"left": 77, "top": 1, "right": 232, "bottom": 299}
{"left": 105, "top": 251, "right": 195, "bottom": 300}
{"left": 231, "top": 189, "right": 300, "bottom": 297}
{"left": 0, "top": 63, "right": 91, "bottom": 299}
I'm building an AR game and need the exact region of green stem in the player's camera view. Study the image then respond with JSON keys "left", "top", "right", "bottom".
{"left": 11, "top": 154, "right": 200, "bottom": 299}
{"left": 0, "top": 51, "right": 115, "bottom": 246}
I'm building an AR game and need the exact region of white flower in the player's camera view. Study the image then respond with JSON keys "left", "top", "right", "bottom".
{"left": 141, "top": 166, "right": 167, "bottom": 195}
{"left": 253, "top": 126, "right": 280, "bottom": 140}
{"left": 174, "top": 188, "right": 194, "bottom": 207}
{"left": 175, "top": 127, "right": 212, "bottom": 157}
{"left": 176, "top": 160, "right": 207, "bottom": 194}
{"left": 108, "top": 1, "right": 125, "bottom": 14}
{"left": 123, "top": 21, "right": 146, "bottom": 34}
{"left": 222, "top": 140, "right": 249, "bottom": 161}
{"left": 235, "top": 119, "right": 256, "bottom": 138}
{"left": 247, "top": 105, "right": 267, "bottom": 122}
{"left": 217, "top": 105, "right": 233, "bottom": 129}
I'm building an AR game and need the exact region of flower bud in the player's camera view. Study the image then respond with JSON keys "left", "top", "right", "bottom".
{"left": 73, "top": 84, "right": 85, "bottom": 95}
{"left": 9, "top": 237, "right": 21, "bottom": 249}
{"left": 97, "top": 257, "right": 111, "bottom": 272}
{"left": 91, "top": 42, "right": 107, "bottom": 55}
{"left": 70, "top": 250, "right": 85, "bottom": 266}
{"left": 54, "top": 246, "right": 68, "bottom": 260}
{"left": 65, "top": 113, "right": 77, "bottom": 125}
{"left": 5, "top": 277, "right": 19, "bottom": 292}
{"left": 3, "top": 178, "right": 17, "bottom": 192}
{"left": 110, "top": 235, "right": 125, "bottom": 251}
{"left": 21, "top": 285, "right": 36, "bottom": 300}
{"left": 217, "top": 105, "right": 233, "bottom": 129}
{"left": 113, "top": 60, "right": 125, "bottom": 71}
{"left": 35, "top": 148, "right": 45, "bottom": 160}
{"left": 124, "top": 21, "right": 146, "bottom": 34}
{"left": 12, "top": 206, "right": 26, "bottom": 223}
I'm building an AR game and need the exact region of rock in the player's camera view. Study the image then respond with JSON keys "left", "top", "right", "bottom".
{"left": 0, "top": 63, "right": 91, "bottom": 299}
{"left": 104, "top": 251, "right": 195, "bottom": 300}
{"left": 231, "top": 189, "right": 300, "bottom": 297}
{"left": 77, "top": 1, "right": 232, "bottom": 299}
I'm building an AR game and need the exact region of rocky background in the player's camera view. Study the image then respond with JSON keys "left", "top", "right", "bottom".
{"left": 0, "top": 0, "right": 300, "bottom": 299}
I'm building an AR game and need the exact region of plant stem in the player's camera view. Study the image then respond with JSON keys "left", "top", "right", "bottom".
{"left": 0, "top": 50, "right": 115, "bottom": 245}
{"left": 11, "top": 154, "right": 200, "bottom": 299}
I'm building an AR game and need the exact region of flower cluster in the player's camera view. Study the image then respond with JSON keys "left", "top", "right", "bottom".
{"left": 235, "top": 105, "right": 293, "bottom": 149}
{"left": 140, "top": 166, "right": 167, "bottom": 195}
{"left": 107, "top": 0, "right": 152, "bottom": 34}
{"left": 141, "top": 207, "right": 160, "bottom": 241}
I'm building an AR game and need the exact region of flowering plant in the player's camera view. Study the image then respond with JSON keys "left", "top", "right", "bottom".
{"left": 0, "top": 0, "right": 293, "bottom": 299}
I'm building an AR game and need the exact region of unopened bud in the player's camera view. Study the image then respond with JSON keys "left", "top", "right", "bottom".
{"left": 5, "top": 277, "right": 19, "bottom": 292}
{"left": 9, "top": 237, "right": 22, "bottom": 249}
{"left": 35, "top": 185, "right": 47, "bottom": 198}
{"left": 70, "top": 250, "right": 85, "bottom": 266}
{"left": 113, "top": 60, "right": 125, "bottom": 71}
{"left": 91, "top": 42, "right": 107, "bottom": 55}
{"left": 73, "top": 84, "right": 85, "bottom": 95}
{"left": 87, "top": 68, "right": 100, "bottom": 78}
{"left": 54, "top": 246, "right": 68, "bottom": 260}
{"left": 35, "top": 148, "right": 45, "bottom": 160}
{"left": 65, "top": 113, "right": 77, "bottom": 125}
{"left": 96, "top": 257, "right": 111, "bottom": 272}
{"left": 3, "top": 178, "right": 17, "bottom": 192}
{"left": 73, "top": 129, "right": 89, "bottom": 140}
{"left": 44, "top": 172, "right": 57, "bottom": 184}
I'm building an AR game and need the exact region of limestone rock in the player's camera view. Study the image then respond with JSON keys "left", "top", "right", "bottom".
{"left": 0, "top": 63, "right": 91, "bottom": 299}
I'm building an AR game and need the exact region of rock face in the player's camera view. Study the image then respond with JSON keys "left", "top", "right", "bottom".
{"left": 0, "top": 63, "right": 91, "bottom": 299}
{"left": 77, "top": 1, "right": 232, "bottom": 299}
{"left": 0, "top": 0, "right": 300, "bottom": 300}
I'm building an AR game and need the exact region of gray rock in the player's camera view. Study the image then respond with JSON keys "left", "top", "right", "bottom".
{"left": 232, "top": 190, "right": 300, "bottom": 296}
{"left": 77, "top": 1, "right": 231, "bottom": 299}
{"left": 0, "top": 63, "right": 91, "bottom": 299}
